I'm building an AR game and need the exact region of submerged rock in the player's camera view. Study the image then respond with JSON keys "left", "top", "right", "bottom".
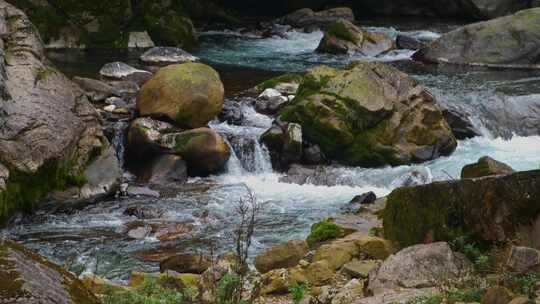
{"left": 396, "top": 34, "right": 427, "bottom": 50}
{"left": 99, "top": 62, "right": 152, "bottom": 85}
{"left": 316, "top": 19, "right": 394, "bottom": 56}
{"left": 137, "top": 63, "right": 224, "bottom": 129}
{"left": 0, "top": 1, "right": 109, "bottom": 222}
{"left": 159, "top": 253, "right": 212, "bottom": 274}
{"left": 0, "top": 239, "right": 99, "bottom": 304}
{"left": 279, "top": 62, "right": 457, "bottom": 167}
{"left": 461, "top": 156, "right": 515, "bottom": 179}
{"left": 383, "top": 170, "right": 540, "bottom": 248}
{"left": 415, "top": 8, "right": 540, "bottom": 68}
{"left": 72, "top": 76, "right": 120, "bottom": 102}
{"left": 140, "top": 47, "right": 199, "bottom": 67}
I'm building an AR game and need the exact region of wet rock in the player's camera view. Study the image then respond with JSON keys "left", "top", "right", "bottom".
{"left": 275, "top": 82, "right": 299, "bottom": 95}
{"left": 383, "top": 170, "right": 540, "bottom": 248}
{"left": 279, "top": 62, "right": 457, "bottom": 167}
{"left": 99, "top": 61, "right": 152, "bottom": 85}
{"left": 506, "top": 246, "right": 540, "bottom": 273}
{"left": 124, "top": 220, "right": 193, "bottom": 241}
{"left": 139, "top": 154, "right": 188, "bottom": 185}
{"left": 126, "top": 186, "right": 160, "bottom": 198}
{"left": 0, "top": 1, "right": 108, "bottom": 221}
{"left": 255, "top": 94, "right": 288, "bottom": 115}
{"left": 73, "top": 76, "right": 120, "bottom": 102}
{"left": 0, "top": 239, "right": 99, "bottom": 304}
{"left": 159, "top": 253, "right": 212, "bottom": 274}
{"left": 481, "top": 286, "right": 514, "bottom": 304}
{"left": 368, "top": 242, "right": 473, "bottom": 295}
{"left": 137, "top": 63, "right": 224, "bottom": 128}
{"left": 261, "top": 120, "right": 304, "bottom": 169}
{"left": 127, "top": 117, "right": 180, "bottom": 158}
{"left": 331, "top": 279, "right": 365, "bottom": 304}
{"left": 461, "top": 156, "right": 515, "bottom": 179}
{"left": 140, "top": 47, "right": 198, "bottom": 67}
{"left": 392, "top": 169, "right": 433, "bottom": 187}
{"left": 78, "top": 146, "right": 122, "bottom": 201}
{"left": 107, "top": 81, "right": 140, "bottom": 97}
{"left": 127, "top": 225, "right": 152, "bottom": 239}
{"left": 316, "top": 19, "right": 394, "bottom": 56}
{"left": 396, "top": 34, "right": 427, "bottom": 50}
{"left": 415, "top": 8, "right": 540, "bottom": 69}
{"left": 128, "top": 31, "right": 155, "bottom": 49}
{"left": 219, "top": 99, "right": 244, "bottom": 125}
{"left": 303, "top": 143, "right": 325, "bottom": 165}
{"left": 160, "top": 128, "right": 231, "bottom": 176}
{"left": 254, "top": 240, "right": 309, "bottom": 274}
{"left": 123, "top": 205, "right": 164, "bottom": 219}
{"left": 442, "top": 107, "right": 481, "bottom": 140}
{"left": 279, "top": 7, "right": 355, "bottom": 31}
{"left": 351, "top": 192, "right": 377, "bottom": 205}
{"left": 342, "top": 260, "right": 380, "bottom": 279}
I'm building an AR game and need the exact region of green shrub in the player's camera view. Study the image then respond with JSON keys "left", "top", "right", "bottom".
{"left": 306, "top": 219, "right": 345, "bottom": 247}
{"left": 289, "top": 283, "right": 309, "bottom": 304}
{"left": 102, "top": 277, "right": 184, "bottom": 304}
{"left": 502, "top": 271, "right": 540, "bottom": 298}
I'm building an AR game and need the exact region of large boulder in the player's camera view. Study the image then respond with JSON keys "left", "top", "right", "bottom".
{"left": 415, "top": 8, "right": 540, "bottom": 68}
{"left": 137, "top": 63, "right": 224, "bottom": 129}
{"left": 279, "top": 62, "right": 457, "bottom": 167}
{"left": 0, "top": 239, "right": 99, "bottom": 303}
{"left": 368, "top": 242, "right": 473, "bottom": 295}
{"left": 316, "top": 19, "right": 394, "bottom": 56}
{"left": 461, "top": 156, "right": 515, "bottom": 179}
{"left": 0, "top": 1, "right": 110, "bottom": 222}
{"left": 261, "top": 120, "right": 304, "bottom": 169}
{"left": 279, "top": 7, "right": 354, "bottom": 31}
{"left": 254, "top": 240, "right": 309, "bottom": 274}
{"left": 383, "top": 170, "right": 540, "bottom": 248}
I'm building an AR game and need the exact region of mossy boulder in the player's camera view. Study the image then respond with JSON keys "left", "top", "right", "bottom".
{"left": 0, "top": 239, "right": 99, "bottom": 303}
{"left": 316, "top": 19, "right": 394, "bottom": 55}
{"left": 382, "top": 170, "right": 540, "bottom": 248}
{"left": 137, "top": 63, "right": 224, "bottom": 129}
{"left": 255, "top": 73, "right": 303, "bottom": 93}
{"left": 254, "top": 240, "right": 309, "bottom": 274}
{"left": 279, "top": 62, "right": 457, "bottom": 167}
{"left": 461, "top": 156, "right": 515, "bottom": 179}
{"left": 160, "top": 128, "right": 230, "bottom": 176}
{"left": 415, "top": 8, "right": 540, "bottom": 68}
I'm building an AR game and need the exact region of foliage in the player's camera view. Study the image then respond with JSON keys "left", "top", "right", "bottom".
{"left": 449, "top": 235, "right": 490, "bottom": 272}
{"left": 408, "top": 288, "right": 484, "bottom": 304}
{"left": 215, "top": 273, "right": 248, "bottom": 304}
{"left": 306, "top": 219, "right": 344, "bottom": 247}
{"left": 102, "top": 277, "right": 185, "bottom": 304}
{"left": 288, "top": 283, "right": 310, "bottom": 304}
{"left": 501, "top": 271, "right": 540, "bottom": 298}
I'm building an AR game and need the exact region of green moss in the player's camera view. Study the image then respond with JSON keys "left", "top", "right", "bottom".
{"left": 326, "top": 20, "right": 358, "bottom": 43}
{"left": 405, "top": 126, "right": 438, "bottom": 146}
{"left": 256, "top": 73, "right": 303, "bottom": 92}
{"left": 306, "top": 219, "right": 346, "bottom": 247}
{"left": 0, "top": 158, "right": 80, "bottom": 223}
{"left": 35, "top": 67, "right": 57, "bottom": 85}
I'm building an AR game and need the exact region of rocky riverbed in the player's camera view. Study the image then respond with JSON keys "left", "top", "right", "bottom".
{"left": 1, "top": 1, "right": 540, "bottom": 304}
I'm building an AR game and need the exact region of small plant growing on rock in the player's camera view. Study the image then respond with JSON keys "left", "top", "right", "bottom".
{"left": 102, "top": 277, "right": 184, "bottom": 304}
{"left": 306, "top": 219, "right": 345, "bottom": 247}
{"left": 289, "top": 283, "right": 310, "bottom": 304}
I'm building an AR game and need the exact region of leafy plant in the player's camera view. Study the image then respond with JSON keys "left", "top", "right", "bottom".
{"left": 102, "top": 277, "right": 184, "bottom": 304}
{"left": 449, "top": 236, "right": 490, "bottom": 272}
{"left": 408, "top": 288, "right": 484, "bottom": 304}
{"left": 289, "top": 283, "right": 310, "bottom": 304}
{"left": 502, "top": 271, "right": 540, "bottom": 298}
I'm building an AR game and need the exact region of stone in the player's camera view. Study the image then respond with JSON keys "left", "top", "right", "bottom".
{"left": 159, "top": 253, "right": 211, "bottom": 274}
{"left": 349, "top": 192, "right": 377, "bottom": 206}
{"left": 128, "top": 31, "right": 155, "bottom": 49}
{"left": 260, "top": 260, "right": 334, "bottom": 295}
{"left": 254, "top": 240, "right": 309, "bottom": 274}
{"left": 461, "top": 156, "right": 515, "bottom": 179}
{"left": 342, "top": 260, "right": 381, "bottom": 279}
{"left": 442, "top": 107, "right": 481, "bottom": 140}
{"left": 139, "top": 154, "right": 188, "bottom": 185}
{"left": 137, "top": 63, "right": 224, "bottom": 129}
{"left": 99, "top": 61, "right": 153, "bottom": 85}
{"left": 331, "top": 279, "right": 365, "bottom": 304}
{"left": 283, "top": 123, "right": 303, "bottom": 164}
{"left": 107, "top": 81, "right": 140, "bottom": 96}
{"left": 396, "top": 34, "right": 427, "bottom": 50}
{"left": 415, "top": 8, "right": 540, "bottom": 69}
{"left": 126, "top": 186, "right": 160, "bottom": 198}
{"left": 219, "top": 99, "right": 244, "bottom": 125}
{"left": 275, "top": 83, "right": 299, "bottom": 95}
{"left": 103, "top": 105, "right": 116, "bottom": 112}
{"left": 0, "top": 1, "right": 108, "bottom": 222}
{"left": 81, "top": 273, "right": 127, "bottom": 295}
{"left": 316, "top": 19, "right": 394, "bottom": 56}
{"left": 354, "top": 288, "right": 437, "bottom": 304}
{"left": 140, "top": 47, "right": 198, "bottom": 66}
{"left": 73, "top": 76, "right": 120, "bottom": 102}
{"left": 279, "top": 62, "right": 456, "bottom": 167}
{"left": 508, "top": 298, "right": 535, "bottom": 304}
{"left": 368, "top": 242, "right": 473, "bottom": 295}
{"left": 279, "top": 7, "right": 355, "bottom": 30}
{"left": 383, "top": 170, "right": 540, "bottom": 248}
{"left": 261, "top": 120, "right": 303, "bottom": 169}
{"left": 127, "top": 117, "right": 179, "bottom": 158}
{"left": 506, "top": 246, "right": 540, "bottom": 273}
{"left": 259, "top": 88, "right": 283, "bottom": 100}
{"left": 129, "top": 271, "right": 199, "bottom": 290}
{"left": 159, "top": 128, "right": 231, "bottom": 176}
{"left": 77, "top": 146, "right": 122, "bottom": 202}
{"left": 255, "top": 95, "right": 288, "bottom": 115}
{"left": 481, "top": 286, "right": 513, "bottom": 304}
{"left": 0, "top": 239, "right": 98, "bottom": 303}
{"left": 127, "top": 225, "right": 152, "bottom": 239}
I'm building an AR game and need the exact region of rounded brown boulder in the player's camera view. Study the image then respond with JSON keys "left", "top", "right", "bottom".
{"left": 137, "top": 63, "right": 224, "bottom": 128}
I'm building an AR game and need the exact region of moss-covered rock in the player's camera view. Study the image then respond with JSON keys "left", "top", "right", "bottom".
{"left": 0, "top": 239, "right": 99, "bottom": 303}
{"left": 382, "top": 170, "right": 540, "bottom": 248}
{"left": 316, "top": 19, "right": 394, "bottom": 55}
{"left": 461, "top": 156, "right": 515, "bottom": 179}
{"left": 137, "top": 63, "right": 224, "bottom": 129}
{"left": 279, "top": 62, "right": 457, "bottom": 167}
{"left": 415, "top": 8, "right": 540, "bottom": 68}
{"left": 255, "top": 73, "right": 304, "bottom": 92}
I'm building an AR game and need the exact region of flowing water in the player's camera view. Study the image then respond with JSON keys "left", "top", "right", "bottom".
{"left": 3, "top": 22, "right": 540, "bottom": 282}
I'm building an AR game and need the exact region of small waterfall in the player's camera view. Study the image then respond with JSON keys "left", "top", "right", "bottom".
{"left": 224, "top": 138, "right": 245, "bottom": 176}
{"left": 111, "top": 121, "right": 128, "bottom": 168}
{"left": 252, "top": 140, "right": 273, "bottom": 173}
